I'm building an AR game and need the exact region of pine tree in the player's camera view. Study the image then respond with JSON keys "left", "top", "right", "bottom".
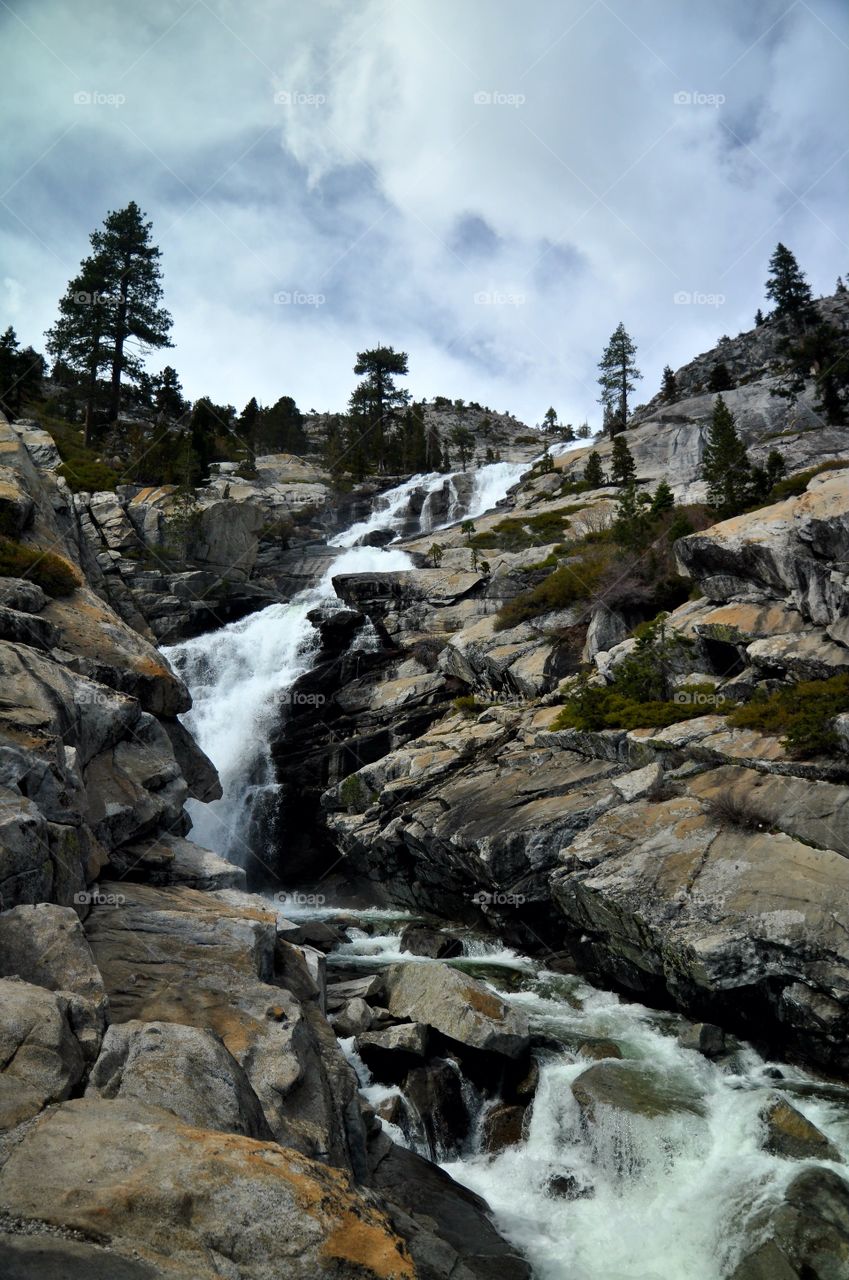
{"left": 46, "top": 254, "right": 114, "bottom": 444}
{"left": 0, "top": 327, "right": 41, "bottom": 419}
{"left": 153, "top": 365, "right": 186, "bottom": 418}
{"left": 238, "top": 396, "right": 260, "bottom": 469}
{"left": 543, "top": 406, "right": 558, "bottom": 434}
{"left": 707, "top": 362, "right": 733, "bottom": 392}
{"left": 92, "top": 202, "right": 172, "bottom": 421}
{"left": 583, "top": 452, "right": 605, "bottom": 487}
{"left": 649, "top": 479, "right": 675, "bottom": 516}
{"left": 257, "top": 396, "right": 307, "bottom": 454}
{"left": 348, "top": 346, "right": 410, "bottom": 473}
{"left": 451, "top": 424, "right": 475, "bottom": 471}
{"left": 701, "top": 395, "right": 752, "bottom": 516}
{"left": 598, "top": 322, "right": 641, "bottom": 436}
{"left": 661, "top": 365, "right": 678, "bottom": 404}
{"left": 774, "top": 322, "right": 849, "bottom": 425}
{"left": 836, "top": 277, "right": 847, "bottom": 295}
{"left": 613, "top": 483, "right": 651, "bottom": 548}
{"left": 610, "top": 434, "right": 636, "bottom": 486}
{"left": 765, "top": 243, "right": 815, "bottom": 330}
{"left": 754, "top": 308, "right": 765, "bottom": 326}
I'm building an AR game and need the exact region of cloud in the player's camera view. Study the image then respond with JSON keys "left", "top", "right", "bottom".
{"left": 1, "top": 0, "right": 846, "bottom": 426}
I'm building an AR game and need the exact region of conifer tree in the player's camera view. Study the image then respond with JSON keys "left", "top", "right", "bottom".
{"left": 610, "top": 434, "right": 636, "bottom": 486}
{"left": 349, "top": 346, "right": 410, "bottom": 473}
{"left": 707, "top": 362, "right": 733, "bottom": 392}
{"left": 701, "top": 395, "right": 751, "bottom": 516}
{"left": 46, "top": 253, "right": 114, "bottom": 443}
{"left": 836, "top": 277, "right": 847, "bottom": 295}
{"left": 451, "top": 424, "right": 475, "bottom": 471}
{"left": 649, "top": 479, "right": 675, "bottom": 516}
{"left": 153, "top": 365, "right": 186, "bottom": 418}
{"left": 0, "top": 326, "right": 44, "bottom": 419}
{"left": 543, "top": 406, "right": 558, "bottom": 434}
{"left": 765, "top": 243, "right": 815, "bottom": 330}
{"left": 754, "top": 308, "right": 765, "bottom": 326}
{"left": 660, "top": 365, "right": 678, "bottom": 404}
{"left": 583, "top": 451, "right": 605, "bottom": 487}
{"left": 598, "top": 322, "right": 641, "bottom": 436}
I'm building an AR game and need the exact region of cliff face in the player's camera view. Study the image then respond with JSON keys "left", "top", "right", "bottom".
{"left": 319, "top": 467, "right": 849, "bottom": 1072}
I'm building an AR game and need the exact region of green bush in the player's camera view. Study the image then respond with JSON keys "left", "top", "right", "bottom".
{"left": 340, "top": 773, "right": 371, "bottom": 813}
{"left": 729, "top": 674, "right": 849, "bottom": 757}
{"left": 471, "top": 510, "right": 571, "bottom": 551}
{"left": 552, "top": 685, "right": 720, "bottom": 732}
{"left": 765, "top": 459, "right": 846, "bottom": 503}
{"left": 453, "top": 694, "right": 482, "bottom": 718}
{"left": 0, "top": 537, "right": 80, "bottom": 596}
{"left": 495, "top": 550, "right": 612, "bottom": 631}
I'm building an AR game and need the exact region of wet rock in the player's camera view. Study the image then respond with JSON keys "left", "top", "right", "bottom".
{"left": 732, "top": 1166, "right": 849, "bottom": 1280}
{"left": 404, "top": 1059, "right": 470, "bottom": 1154}
{"left": 369, "top": 1141, "right": 532, "bottom": 1280}
{"left": 677, "top": 1022, "right": 727, "bottom": 1058}
{"left": 546, "top": 1172, "right": 593, "bottom": 1200}
{"left": 571, "top": 1061, "right": 705, "bottom": 1123}
{"left": 481, "top": 1102, "right": 526, "bottom": 1153}
{"left": 288, "top": 918, "right": 350, "bottom": 951}
{"left": 384, "top": 962, "right": 530, "bottom": 1059}
{"left": 86, "top": 1019, "right": 271, "bottom": 1139}
{"left": 577, "top": 1038, "right": 624, "bottom": 1062}
{"left": 357, "top": 1023, "right": 429, "bottom": 1082}
{"left": 761, "top": 1094, "right": 843, "bottom": 1163}
{"left": 326, "top": 974, "right": 387, "bottom": 1010}
{"left": 333, "top": 996, "right": 374, "bottom": 1037}
{"left": 0, "top": 1096, "right": 417, "bottom": 1280}
{"left": 399, "top": 922, "right": 464, "bottom": 959}
{"left": 107, "top": 834, "right": 245, "bottom": 892}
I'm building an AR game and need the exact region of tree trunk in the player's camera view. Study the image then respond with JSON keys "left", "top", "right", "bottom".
{"left": 108, "top": 262, "right": 130, "bottom": 423}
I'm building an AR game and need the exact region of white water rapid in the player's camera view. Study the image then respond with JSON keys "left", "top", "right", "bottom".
{"left": 308, "top": 911, "right": 849, "bottom": 1280}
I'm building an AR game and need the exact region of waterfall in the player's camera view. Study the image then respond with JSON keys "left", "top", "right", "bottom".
{"left": 165, "top": 538, "right": 413, "bottom": 862}
{"left": 164, "top": 449, "right": 565, "bottom": 863}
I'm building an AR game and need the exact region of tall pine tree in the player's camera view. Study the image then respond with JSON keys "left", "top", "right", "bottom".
{"left": 765, "top": 243, "right": 815, "bottom": 331}
{"left": 598, "top": 322, "right": 640, "bottom": 436}
{"left": 701, "top": 395, "right": 752, "bottom": 517}
{"left": 610, "top": 434, "right": 636, "bottom": 485}
{"left": 348, "top": 346, "right": 410, "bottom": 473}
{"left": 660, "top": 365, "right": 678, "bottom": 404}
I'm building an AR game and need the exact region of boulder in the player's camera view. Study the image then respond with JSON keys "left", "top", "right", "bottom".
{"left": 333, "top": 996, "right": 374, "bottom": 1037}
{"left": 369, "top": 1141, "right": 532, "bottom": 1280}
{"left": 86, "top": 1019, "right": 271, "bottom": 1138}
{"left": 576, "top": 1038, "right": 624, "bottom": 1062}
{"left": 481, "top": 1102, "right": 526, "bottom": 1153}
{"left": 357, "top": 1024, "right": 429, "bottom": 1082}
{"left": 384, "top": 962, "right": 530, "bottom": 1059}
{"left": 107, "top": 834, "right": 245, "bottom": 892}
{"left": 676, "top": 1022, "right": 727, "bottom": 1058}
{"left": 399, "top": 923, "right": 463, "bottom": 959}
{"left": 0, "top": 1097, "right": 417, "bottom": 1280}
{"left": 0, "top": 902, "right": 108, "bottom": 1062}
{"left": 0, "top": 978, "right": 85, "bottom": 1129}
{"left": 571, "top": 1061, "right": 705, "bottom": 1123}
{"left": 732, "top": 1166, "right": 849, "bottom": 1279}
{"left": 760, "top": 1093, "right": 843, "bottom": 1163}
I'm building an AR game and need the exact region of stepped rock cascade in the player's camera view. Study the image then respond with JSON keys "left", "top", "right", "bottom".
{"left": 167, "top": 460, "right": 536, "bottom": 864}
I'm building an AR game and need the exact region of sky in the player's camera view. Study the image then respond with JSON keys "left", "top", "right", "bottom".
{"left": 1, "top": 0, "right": 846, "bottom": 427}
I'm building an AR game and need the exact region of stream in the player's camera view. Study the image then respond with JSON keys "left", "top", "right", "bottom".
{"left": 163, "top": 450, "right": 849, "bottom": 1279}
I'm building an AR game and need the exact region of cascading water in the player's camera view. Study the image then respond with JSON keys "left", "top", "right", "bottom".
{"left": 165, "top": 541, "right": 413, "bottom": 861}
{"left": 167, "top": 458, "right": 539, "bottom": 861}
{"left": 317, "top": 913, "right": 849, "bottom": 1280}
